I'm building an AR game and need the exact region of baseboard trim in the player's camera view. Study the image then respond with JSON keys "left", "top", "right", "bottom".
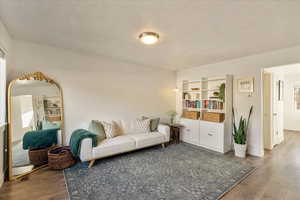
{"left": 247, "top": 146, "right": 264, "bottom": 157}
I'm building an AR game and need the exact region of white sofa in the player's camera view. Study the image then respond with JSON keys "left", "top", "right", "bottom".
{"left": 79, "top": 123, "right": 170, "bottom": 168}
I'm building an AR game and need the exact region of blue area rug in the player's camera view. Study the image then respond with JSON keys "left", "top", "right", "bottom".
{"left": 64, "top": 143, "right": 255, "bottom": 200}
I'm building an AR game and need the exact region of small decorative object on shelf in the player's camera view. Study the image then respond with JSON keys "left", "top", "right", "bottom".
{"left": 212, "top": 83, "right": 225, "bottom": 101}
{"left": 232, "top": 106, "right": 253, "bottom": 158}
{"left": 166, "top": 110, "right": 177, "bottom": 124}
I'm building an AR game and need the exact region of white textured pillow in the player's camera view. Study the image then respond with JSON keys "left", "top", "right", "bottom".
{"left": 133, "top": 118, "right": 150, "bottom": 134}
{"left": 101, "top": 121, "right": 122, "bottom": 138}
{"left": 120, "top": 120, "right": 133, "bottom": 134}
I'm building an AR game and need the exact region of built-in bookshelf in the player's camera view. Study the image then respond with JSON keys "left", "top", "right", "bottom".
{"left": 179, "top": 75, "right": 233, "bottom": 153}
{"left": 182, "top": 76, "right": 228, "bottom": 116}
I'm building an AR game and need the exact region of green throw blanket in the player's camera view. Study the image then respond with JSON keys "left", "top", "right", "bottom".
{"left": 23, "top": 128, "right": 59, "bottom": 150}
{"left": 70, "top": 129, "right": 98, "bottom": 157}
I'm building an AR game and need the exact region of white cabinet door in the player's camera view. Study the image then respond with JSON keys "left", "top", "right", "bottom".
{"left": 199, "top": 121, "right": 223, "bottom": 152}
{"left": 180, "top": 118, "right": 200, "bottom": 145}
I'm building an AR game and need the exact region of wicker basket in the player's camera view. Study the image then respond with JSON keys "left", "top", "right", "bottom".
{"left": 28, "top": 147, "right": 50, "bottom": 166}
{"left": 182, "top": 111, "right": 200, "bottom": 120}
{"left": 48, "top": 146, "right": 76, "bottom": 170}
{"left": 202, "top": 112, "right": 225, "bottom": 123}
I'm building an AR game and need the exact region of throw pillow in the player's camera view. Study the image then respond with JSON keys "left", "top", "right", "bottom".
{"left": 120, "top": 120, "right": 132, "bottom": 134}
{"left": 112, "top": 120, "right": 124, "bottom": 136}
{"left": 133, "top": 118, "right": 151, "bottom": 133}
{"left": 88, "top": 120, "right": 106, "bottom": 142}
{"left": 101, "top": 121, "right": 122, "bottom": 139}
{"left": 142, "top": 116, "right": 160, "bottom": 132}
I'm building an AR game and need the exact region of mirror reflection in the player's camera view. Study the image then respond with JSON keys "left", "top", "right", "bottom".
{"left": 10, "top": 78, "right": 63, "bottom": 177}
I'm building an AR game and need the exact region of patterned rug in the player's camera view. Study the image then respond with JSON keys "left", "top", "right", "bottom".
{"left": 64, "top": 143, "right": 255, "bottom": 200}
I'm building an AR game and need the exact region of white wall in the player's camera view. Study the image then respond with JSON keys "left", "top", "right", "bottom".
{"left": 177, "top": 45, "right": 300, "bottom": 157}
{"left": 10, "top": 40, "right": 176, "bottom": 143}
{"left": 0, "top": 18, "right": 11, "bottom": 187}
{"left": 284, "top": 73, "right": 300, "bottom": 131}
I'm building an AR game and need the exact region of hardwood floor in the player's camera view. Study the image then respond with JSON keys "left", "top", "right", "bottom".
{"left": 0, "top": 131, "right": 299, "bottom": 200}
{"left": 222, "top": 131, "right": 300, "bottom": 200}
{"left": 0, "top": 168, "right": 68, "bottom": 200}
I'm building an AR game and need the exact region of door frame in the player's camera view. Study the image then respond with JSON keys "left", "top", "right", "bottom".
{"left": 262, "top": 71, "right": 274, "bottom": 150}
{"left": 262, "top": 68, "right": 286, "bottom": 151}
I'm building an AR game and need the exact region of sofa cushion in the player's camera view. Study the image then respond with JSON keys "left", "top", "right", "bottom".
{"left": 128, "top": 133, "right": 165, "bottom": 148}
{"left": 92, "top": 135, "right": 135, "bottom": 159}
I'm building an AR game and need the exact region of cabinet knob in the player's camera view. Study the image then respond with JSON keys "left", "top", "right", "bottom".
{"left": 208, "top": 133, "right": 213, "bottom": 136}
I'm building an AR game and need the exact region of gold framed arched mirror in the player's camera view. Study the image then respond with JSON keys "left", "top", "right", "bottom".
{"left": 7, "top": 72, "right": 64, "bottom": 181}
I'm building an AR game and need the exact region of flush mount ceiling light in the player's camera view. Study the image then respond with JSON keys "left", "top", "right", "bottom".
{"left": 139, "top": 32, "right": 159, "bottom": 45}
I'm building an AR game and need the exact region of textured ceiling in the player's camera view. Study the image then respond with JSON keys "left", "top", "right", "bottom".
{"left": 1, "top": 0, "right": 300, "bottom": 70}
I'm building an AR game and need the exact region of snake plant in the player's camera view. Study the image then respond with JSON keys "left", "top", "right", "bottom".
{"left": 232, "top": 106, "right": 253, "bottom": 145}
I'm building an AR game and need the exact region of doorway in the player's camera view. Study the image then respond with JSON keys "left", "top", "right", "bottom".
{"left": 263, "top": 63, "right": 300, "bottom": 150}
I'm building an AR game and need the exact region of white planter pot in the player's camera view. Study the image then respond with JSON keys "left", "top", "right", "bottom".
{"left": 234, "top": 142, "right": 247, "bottom": 158}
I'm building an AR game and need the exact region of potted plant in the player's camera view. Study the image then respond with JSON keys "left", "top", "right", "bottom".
{"left": 212, "top": 83, "right": 225, "bottom": 102}
{"left": 167, "top": 110, "right": 177, "bottom": 125}
{"left": 232, "top": 106, "right": 253, "bottom": 158}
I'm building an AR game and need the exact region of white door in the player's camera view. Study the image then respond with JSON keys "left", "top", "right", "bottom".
{"left": 272, "top": 74, "right": 284, "bottom": 146}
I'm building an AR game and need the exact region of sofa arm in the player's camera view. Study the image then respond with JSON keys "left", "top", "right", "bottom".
{"left": 79, "top": 138, "right": 93, "bottom": 162}
{"left": 158, "top": 124, "right": 170, "bottom": 142}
